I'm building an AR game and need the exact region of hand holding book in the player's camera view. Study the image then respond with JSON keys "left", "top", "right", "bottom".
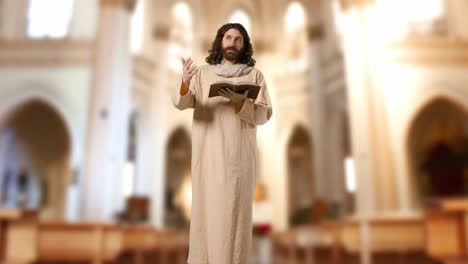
{"left": 217, "top": 88, "right": 249, "bottom": 113}
{"left": 209, "top": 81, "right": 261, "bottom": 100}
{"left": 218, "top": 88, "right": 248, "bottom": 110}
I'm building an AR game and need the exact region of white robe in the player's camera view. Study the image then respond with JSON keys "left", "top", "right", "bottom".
{"left": 172, "top": 64, "right": 273, "bottom": 264}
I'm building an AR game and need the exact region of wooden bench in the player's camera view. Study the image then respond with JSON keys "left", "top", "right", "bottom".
{"left": 119, "top": 224, "right": 159, "bottom": 264}
{"left": 424, "top": 198, "right": 468, "bottom": 264}
{"left": 37, "top": 222, "right": 123, "bottom": 263}
{"left": 6, "top": 218, "right": 37, "bottom": 263}
{"left": 6, "top": 220, "right": 123, "bottom": 264}
{"left": 5, "top": 218, "right": 190, "bottom": 264}
{"left": 0, "top": 209, "right": 38, "bottom": 263}
{"left": 341, "top": 214, "right": 439, "bottom": 264}
{"left": 271, "top": 223, "right": 341, "bottom": 264}
{"left": 272, "top": 214, "right": 441, "bottom": 264}
{"left": 157, "top": 228, "right": 189, "bottom": 264}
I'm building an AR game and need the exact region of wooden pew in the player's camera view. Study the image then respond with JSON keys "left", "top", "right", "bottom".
{"left": 0, "top": 209, "right": 24, "bottom": 260}
{"left": 271, "top": 229, "right": 296, "bottom": 264}
{"left": 36, "top": 222, "right": 123, "bottom": 264}
{"left": 271, "top": 213, "right": 440, "bottom": 264}
{"left": 271, "top": 223, "right": 341, "bottom": 264}
{"left": 117, "top": 225, "right": 190, "bottom": 264}
{"left": 119, "top": 224, "right": 159, "bottom": 264}
{"left": 341, "top": 214, "right": 440, "bottom": 264}
{"left": 6, "top": 220, "right": 124, "bottom": 264}
{"left": 3, "top": 209, "right": 38, "bottom": 264}
{"left": 424, "top": 198, "right": 468, "bottom": 264}
{"left": 0, "top": 209, "right": 22, "bottom": 261}
{"left": 5, "top": 216, "right": 190, "bottom": 264}
{"left": 157, "top": 228, "right": 189, "bottom": 264}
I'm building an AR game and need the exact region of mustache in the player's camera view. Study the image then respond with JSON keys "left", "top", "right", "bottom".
{"left": 224, "top": 47, "right": 238, "bottom": 51}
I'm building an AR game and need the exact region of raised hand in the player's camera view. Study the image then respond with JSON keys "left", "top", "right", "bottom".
{"left": 181, "top": 57, "right": 197, "bottom": 85}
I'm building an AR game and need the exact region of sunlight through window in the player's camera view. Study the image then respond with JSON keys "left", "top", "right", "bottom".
{"left": 27, "top": 0, "right": 75, "bottom": 38}
{"left": 123, "top": 161, "right": 135, "bottom": 198}
{"left": 332, "top": 0, "right": 344, "bottom": 36}
{"left": 285, "top": 2, "right": 306, "bottom": 33}
{"left": 345, "top": 157, "right": 356, "bottom": 193}
{"left": 284, "top": 2, "right": 308, "bottom": 71}
{"left": 372, "top": 0, "right": 446, "bottom": 40}
{"left": 168, "top": 2, "right": 193, "bottom": 72}
{"left": 175, "top": 172, "right": 192, "bottom": 220}
{"left": 405, "top": 0, "right": 445, "bottom": 22}
{"left": 229, "top": 9, "right": 251, "bottom": 33}
{"left": 130, "top": 0, "right": 144, "bottom": 53}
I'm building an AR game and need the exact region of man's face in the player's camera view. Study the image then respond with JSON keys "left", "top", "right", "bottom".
{"left": 221, "top": 28, "right": 244, "bottom": 62}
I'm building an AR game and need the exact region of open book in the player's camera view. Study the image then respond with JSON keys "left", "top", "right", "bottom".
{"left": 209, "top": 81, "right": 261, "bottom": 100}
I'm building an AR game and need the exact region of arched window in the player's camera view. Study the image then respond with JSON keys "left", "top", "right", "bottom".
{"left": 344, "top": 156, "right": 356, "bottom": 193}
{"left": 408, "top": 99, "right": 468, "bottom": 205}
{"left": 168, "top": 2, "right": 193, "bottom": 72}
{"left": 27, "top": 0, "right": 75, "bottom": 38}
{"left": 130, "top": 0, "right": 145, "bottom": 53}
{"left": 284, "top": 2, "right": 308, "bottom": 71}
{"left": 122, "top": 113, "right": 138, "bottom": 198}
{"left": 165, "top": 128, "right": 192, "bottom": 226}
{"left": 373, "top": 0, "right": 447, "bottom": 39}
{"left": 332, "top": 0, "right": 344, "bottom": 37}
{"left": 229, "top": 9, "right": 251, "bottom": 33}
{"left": 287, "top": 126, "right": 315, "bottom": 226}
{"left": 406, "top": 0, "right": 446, "bottom": 36}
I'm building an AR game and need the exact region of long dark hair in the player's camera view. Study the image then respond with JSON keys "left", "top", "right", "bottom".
{"left": 205, "top": 23, "right": 256, "bottom": 67}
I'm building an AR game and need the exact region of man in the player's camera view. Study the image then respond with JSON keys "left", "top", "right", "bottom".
{"left": 172, "top": 23, "right": 272, "bottom": 264}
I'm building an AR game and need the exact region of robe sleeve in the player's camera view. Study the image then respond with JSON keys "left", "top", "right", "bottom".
{"left": 172, "top": 68, "right": 199, "bottom": 110}
{"left": 235, "top": 70, "right": 273, "bottom": 125}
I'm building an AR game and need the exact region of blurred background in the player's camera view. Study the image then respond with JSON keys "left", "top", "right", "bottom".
{"left": 0, "top": 0, "right": 467, "bottom": 263}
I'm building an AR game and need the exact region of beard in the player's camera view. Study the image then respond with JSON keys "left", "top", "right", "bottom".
{"left": 222, "top": 47, "right": 241, "bottom": 61}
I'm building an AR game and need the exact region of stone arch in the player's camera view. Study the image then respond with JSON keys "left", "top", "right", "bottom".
{"left": 164, "top": 126, "right": 191, "bottom": 228}
{"left": 222, "top": 0, "right": 259, "bottom": 34}
{"left": 406, "top": 96, "right": 468, "bottom": 207}
{"left": 0, "top": 87, "right": 79, "bottom": 167}
{"left": 228, "top": 8, "right": 253, "bottom": 33}
{"left": 286, "top": 124, "right": 315, "bottom": 226}
{"left": 283, "top": 1, "right": 309, "bottom": 71}
{"left": 0, "top": 98, "right": 72, "bottom": 219}
{"left": 167, "top": 1, "right": 194, "bottom": 72}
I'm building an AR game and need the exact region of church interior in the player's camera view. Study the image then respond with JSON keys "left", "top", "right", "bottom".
{"left": 0, "top": 0, "right": 468, "bottom": 263}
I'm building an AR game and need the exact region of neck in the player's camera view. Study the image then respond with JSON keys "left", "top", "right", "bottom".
{"left": 222, "top": 58, "right": 237, "bottom": 65}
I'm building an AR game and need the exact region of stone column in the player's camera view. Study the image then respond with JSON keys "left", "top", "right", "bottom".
{"left": 81, "top": 0, "right": 136, "bottom": 221}
{"left": 340, "top": 3, "right": 378, "bottom": 215}
{"left": 340, "top": 0, "right": 397, "bottom": 215}
{"left": 147, "top": 23, "right": 170, "bottom": 228}
{"left": 0, "top": 0, "right": 29, "bottom": 39}
{"left": 308, "top": 25, "right": 328, "bottom": 200}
